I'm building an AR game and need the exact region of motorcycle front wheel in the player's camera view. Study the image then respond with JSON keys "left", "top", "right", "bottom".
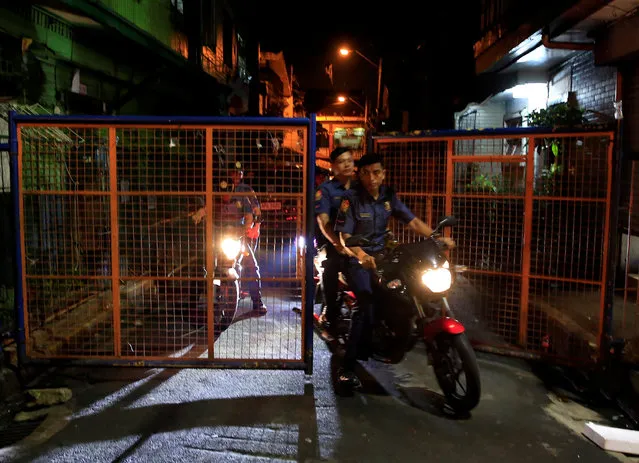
{"left": 214, "top": 280, "right": 239, "bottom": 335}
{"left": 431, "top": 332, "right": 481, "bottom": 414}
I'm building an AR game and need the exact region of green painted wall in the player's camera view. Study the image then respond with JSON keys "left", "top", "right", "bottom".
{"left": 1, "top": 2, "right": 232, "bottom": 116}
{"left": 0, "top": 6, "right": 135, "bottom": 107}
{"left": 0, "top": 5, "right": 146, "bottom": 112}
{"left": 98, "top": 0, "right": 177, "bottom": 48}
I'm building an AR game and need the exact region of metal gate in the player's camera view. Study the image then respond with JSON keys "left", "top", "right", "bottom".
{"left": 8, "top": 113, "right": 316, "bottom": 372}
{"left": 375, "top": 128, "right": 615, "bottom": 364}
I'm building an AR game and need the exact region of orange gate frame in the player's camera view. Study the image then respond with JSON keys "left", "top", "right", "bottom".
{"left": 9, "top": 113, "right": 317, "bottom": 373}
{"left": 374, "top": 128, "right": 616, "bottom": 364}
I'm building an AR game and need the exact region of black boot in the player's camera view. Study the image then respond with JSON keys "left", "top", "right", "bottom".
{"left": 252, "top": 299, "right": 267, "bottom": 315}
{"left": 337, "top": 367, "right": 361, "bottom": 388}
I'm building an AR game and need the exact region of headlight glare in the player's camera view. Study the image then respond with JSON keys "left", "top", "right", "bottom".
{"left": 421, "top": 268, "right": 452, "bottom": 293}
{"left": 221, "top": 238, "right": 242, "bottom": 259}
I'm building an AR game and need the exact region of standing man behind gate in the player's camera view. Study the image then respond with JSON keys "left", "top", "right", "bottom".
{"left": 192, "top": 161, "right": 267, "bottom": 315}
{"left": 314, "top": 147, "right": 356, "bottom": 336}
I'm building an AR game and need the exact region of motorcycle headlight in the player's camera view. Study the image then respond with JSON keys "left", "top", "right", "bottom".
{"left": 421, "top": 266, "right": 452, "bottom": 293}
{"left": 221, "top": 238, "right": 242, "bottom": 260}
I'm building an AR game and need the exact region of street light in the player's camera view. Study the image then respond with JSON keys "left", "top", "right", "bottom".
{"left": 336, "top": 95, "right": 370, "bottom": 128}
{"left": 338, "top": 47, "right": 383, "bottom": 117}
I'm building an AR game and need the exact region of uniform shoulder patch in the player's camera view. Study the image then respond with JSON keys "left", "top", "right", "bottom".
{"left": 315, "top": 189, "right": 322, "bottom": 201}
{"left": 340, "top": 199, "right": 350, "bottom": 212}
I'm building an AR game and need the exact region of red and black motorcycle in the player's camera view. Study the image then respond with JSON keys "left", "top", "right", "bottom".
{"left": 314, "top": 216, "right": 481, "bottom": 413}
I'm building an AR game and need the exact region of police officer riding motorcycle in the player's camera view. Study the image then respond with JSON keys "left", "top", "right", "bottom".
{"left": 314, "top": 147, "right": 355, "bottom": 337}
{"left": 334, "top": 153, "right": 457, "bottom": 387}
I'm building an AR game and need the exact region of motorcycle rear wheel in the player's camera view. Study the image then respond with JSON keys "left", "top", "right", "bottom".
{"left": 431, "top": 332, "right": 481, "bottom": 414}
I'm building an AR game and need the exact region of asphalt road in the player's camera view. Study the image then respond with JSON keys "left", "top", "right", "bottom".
{"left": 0, "top": 293, "right": 633, "bottom": 463}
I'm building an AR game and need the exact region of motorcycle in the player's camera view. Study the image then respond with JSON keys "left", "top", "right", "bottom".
{"left": 209, "top": 231, "right": 249, "bottom": 334}
{"left": 314, "top": 216, "right": 481, "bottom": 413}
{"left": 159, "top": 196, "right": 255, "bottom": 337}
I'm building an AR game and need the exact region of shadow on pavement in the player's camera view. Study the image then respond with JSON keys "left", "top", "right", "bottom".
{"left": 11, "top": 373, "right": 321, "bottom": 463}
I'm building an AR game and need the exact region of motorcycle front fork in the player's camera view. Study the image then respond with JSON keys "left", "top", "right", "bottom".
{"left": 414, "top": 296, "right": 454, "bottom": 365}
{"left": 412, "top": 295, "right": 453, "bottom": 320}
{"left": 441, "top": 297, "right": 455, "bottom": 318}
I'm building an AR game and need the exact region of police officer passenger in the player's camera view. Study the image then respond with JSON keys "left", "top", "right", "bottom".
{"left": 334, "top": 153, "right": 454, "bottom": 386}
{"left": 314, "top": 147, "right": 355, "bottom": 336}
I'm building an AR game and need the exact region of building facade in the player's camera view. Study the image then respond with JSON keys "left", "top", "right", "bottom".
{"left": 0, "top": 0, "right": 256, "bottom": 118}
{"left": 0, "top": 0, "right": 261, "bottom": 331}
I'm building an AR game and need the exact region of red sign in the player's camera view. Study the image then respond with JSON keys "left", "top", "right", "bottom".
{"left": 261, "top": 202, "right": 282, "bottom": 211}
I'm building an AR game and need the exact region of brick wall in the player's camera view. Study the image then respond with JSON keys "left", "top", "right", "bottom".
{"left": 455, "top": 100, "right": 505, "bottom": 155}
{"left": 455, "top": 101, "right": 506, "bottom": 132}
{"left": 550, "top": 51, "right": 617, "bottom": 121}
{"left": 475, "top": 100, "right": 507, "bottom": 130}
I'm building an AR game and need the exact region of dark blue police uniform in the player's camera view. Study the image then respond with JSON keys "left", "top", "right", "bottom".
{"left": 314, "top": 178, "right": 352, "bottom": 326}
{"left": 334, "top": 184, "right": 416, "bottom": 370}
{"left": 219, "top": 184, "right": 254, "bottom": 224}
{"left": 234, "top": 183, "right": 260, "bottom": 215}
{"left": 315, "top": 178, "right": 351, "bottom": 245}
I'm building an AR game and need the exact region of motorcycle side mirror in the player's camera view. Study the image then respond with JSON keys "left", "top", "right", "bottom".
{"left": 344, "top": 234, "right": 373, "bottom": 247}
{"left": 434, "top": 216, "right": 457, "bottom": 233}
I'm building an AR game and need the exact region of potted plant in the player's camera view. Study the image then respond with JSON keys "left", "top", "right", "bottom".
{"left": 526, "top": 102, "right": 587, "bottom": 196}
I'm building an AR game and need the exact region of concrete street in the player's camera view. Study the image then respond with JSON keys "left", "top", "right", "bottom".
{"left": 0, "top": 292, "right": 636, "bottom": 462}
{"left": 1, "top": 351, "right": 634, "bottom": 461}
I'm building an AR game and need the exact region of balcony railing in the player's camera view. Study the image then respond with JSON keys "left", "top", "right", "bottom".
{"left": 202, "top": 46, "right": 231, "bottom": 82}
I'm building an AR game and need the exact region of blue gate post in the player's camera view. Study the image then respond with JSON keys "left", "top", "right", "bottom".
{"left": 304, "top": 114, "right": 317, "bottom": 375}
{"left": 8, "top": 111, "right": 26, "bottom": 364}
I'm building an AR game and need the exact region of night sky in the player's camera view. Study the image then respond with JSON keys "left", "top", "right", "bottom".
{"left": 243, "top": 0, "right": 480, "bottom": 130}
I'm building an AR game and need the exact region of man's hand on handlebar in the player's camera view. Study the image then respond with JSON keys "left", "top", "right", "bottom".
{"left": 358, "top": 253, "right": 377, "bottom": 270}
{"left": 438, "top": 237, "right": 456, "bottom": 249}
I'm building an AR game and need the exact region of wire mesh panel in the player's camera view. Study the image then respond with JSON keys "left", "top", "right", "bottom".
{"left": 115, "top": 127, "right": 208, "bottom": 361}
{"left": 16, "top": 118, "right": 311, "bottom": 368}
{"left": 19, "top": 126, "right": 114, "bottom": 358}
{"left": 375, "top": 130, "right": 614, "bottom": 365}
{"left": 527, "top": 134, "right": 612, "bottom": 361}
{"left": 209, "top": 127, "right": 305, "bottom": 361}
{"left": 377, "top": 139, "right": 447, "bottom": 242}
{"left": 450, "top": 274, "right": 522, "bottom": 347}
{"left": 450, "top": 136, "right": 528, "bottom": 349}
